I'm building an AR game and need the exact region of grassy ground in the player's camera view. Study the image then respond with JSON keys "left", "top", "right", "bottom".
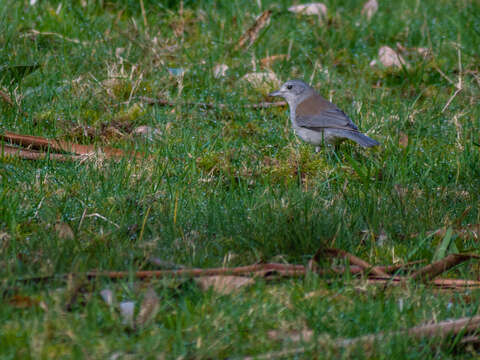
{"left": 1, "top": 0, "right": 480, "bottom": 358}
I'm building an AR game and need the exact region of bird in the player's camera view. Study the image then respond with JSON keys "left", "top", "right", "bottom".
{"left": 268, "top": 80, "right": 379, "bottom": 150}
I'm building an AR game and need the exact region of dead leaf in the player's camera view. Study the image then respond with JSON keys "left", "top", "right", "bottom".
{"left": 132, "top": 125, "right": 162, "bottom": 140}
{"left": 268, "top": 329, "right": 313, "bottom": 342}
{"left": 394, "top": 184, "right": 424, "bottom": 199}
{"left": 234, "top": 10, "right": 272, "bottom": 51}
{"left": 195, "top": 276, "right": 254, "bottom": 295}
{"left": 102, "top": 126, "right": 126, "bottom": 140}
{"left": 241, "top": 71, "right": 281, "bottom": 94}
{"left": 136, "top": 288, "right": 159, "bottom": 327}
{"left": 119, "top": 301, "right": 135, "bottom": 326}
{"left": 398, "top": 132, "right": 409, "bottom": 148}
{"left": 260, "top": 54, "right": 287, "bottom": 68}
{"left": 415, "top": 47, "right": 430, "bottom": 57}
{"left": 0, "top": 88, "right": 13, "bottom": 106}
{"left": 0, "top": 231, "right": 11, "bottom": 245}
{"left": 8, "top": 294, "right": 38, "bottom": 308}
{"left": 370, "top": 46, "right": 407, "bottom": 69}
{"left": 288, "top": 3, "right": 327, "bottom": 18}
{"left": 361, "top": 0, "right": 378, "bottom": 20}
{"left": 213, "top": 64, "right": 229, "bottom": 78}
{"left": 100, "top": 288, "right": 114, "bottom": 306}
{"left": 55, "top": 222, "right": 75, "bottom": 240}
{"left": 396, "top": 43, "right": 431, "bottom": 58}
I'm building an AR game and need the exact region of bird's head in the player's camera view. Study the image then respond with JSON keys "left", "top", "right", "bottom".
{"left": 268, "top": 80, "right": 312, "bottom": 104}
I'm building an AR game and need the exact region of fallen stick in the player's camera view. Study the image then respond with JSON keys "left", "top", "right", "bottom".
{"left": 20, "top": 29, "right": 91, "bottom": 46}
{"left": 411, "top": 253, "right": 480, "bottom": 282}
{"left": 315, "top": 248, "right": 389, "bottom": 277}
{"left": 0, "top": 144, "right": 80, "bottom": 161}
{"left": 234, "top": 10, "right": 272, "bottom": 51}
{"left": 11, "top": 261, "right": 422, "bottom": 284}
{"left": 86, "top": 261, "right": 425, "bottom": 280}
{"left": 86, "top": 264, "right": 307, "bottom": 279}
{"left": 431, "top": 278, "right": 480, "bottom": 288}
{"left": 1, "top": 131, "right": 141, "bottom": 159}
{"left": 137, "top": 96, "right": 286, "bottom": 109}
{"left": 364, "top": 276, "right": 480, "bottom": 289}
{"left": 244, "top": 315, "right": 480, "bottom": 359}
{"left": 0, "top": 89, "right": 13, "bottom": 106}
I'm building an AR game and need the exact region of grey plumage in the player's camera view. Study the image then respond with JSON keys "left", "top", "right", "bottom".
{"left": 268, "top": 80, "right": 379, "bottom": 149}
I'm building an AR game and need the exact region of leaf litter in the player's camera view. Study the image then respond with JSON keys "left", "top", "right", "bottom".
{"left": 361, "top": 0, "right": 378, "bottom": 20}
{"left": 195, "top": 276, "right": 255, "bottom": 295}
{"left": 288, "top": 3, "right": 327, "bottom": 18}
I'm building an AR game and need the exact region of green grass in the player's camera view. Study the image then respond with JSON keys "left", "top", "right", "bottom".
{"left": 1, "top": 0, "right": 480, "bottom": 358}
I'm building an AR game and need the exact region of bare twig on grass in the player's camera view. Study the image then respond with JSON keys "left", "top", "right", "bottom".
{"left": 139, "top": 0, "right": 148, "bottom": 28}
{"left": 234, "top": 10, "right": 272, "bottom": 51}
{"left": 0, "top": 144, "right": 81, "bottom": 161}
{"left": 1, "top": 131, "right": 142, "bottom": 160}
{"left": 0, "top": 89, "right": 13, "bottom": 106}
{"left": 136, "top": 96, "right": 286, "bottom": 109}
{"left": 11, "top": 261, "right": 423, "bottom": 285}
{"left": 441, "top": 42, "right": 463, "bottom": 113}
{"left": 244, "top": 315, "right": 480, "bottom": 359}
{"left": 86, "top": 263, "right": 307, "bottom": 279}
{"left": 411, "top": 253, "right": 480, "bottom": 282}
{"left": 20, "top": 29, "right": 90, "bottom": 46}
{"left": 364, "top": 276, "right": 480, "bottom": 289}
{"left": 441, "top": 87, "right": 462, "bottom": 113}
{"left": 312, "top": 247, "right": 389, "bottom": 277}
{"left": 9, "top": 251, "right": 479, "bottom": 291}
{"left": 72, "top": 213, "right": 120, "bottom": 229}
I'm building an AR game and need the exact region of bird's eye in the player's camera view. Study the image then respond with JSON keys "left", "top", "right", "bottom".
{"left": 286, "top": 85, "right": 293, "bottom": 90}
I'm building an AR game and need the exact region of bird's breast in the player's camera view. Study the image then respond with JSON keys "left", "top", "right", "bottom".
{"left": 293, "top": 126, "right": 344, "bottom": 146}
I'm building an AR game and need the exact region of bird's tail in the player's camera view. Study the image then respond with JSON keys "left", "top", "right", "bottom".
{"left": 343, "top": 131, "right": 380, "bottom": 148}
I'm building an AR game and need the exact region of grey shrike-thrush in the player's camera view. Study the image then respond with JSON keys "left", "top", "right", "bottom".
{"left": 269, "top": 80, "right": 379, "bottom": 150}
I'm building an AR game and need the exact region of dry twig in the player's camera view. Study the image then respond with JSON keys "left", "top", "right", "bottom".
{"left": 137, "top": 96, "right": 286, "bottom": 109}
{"left": 234, "top": 10, "right": 272, "bottom": 51}
{"left": 244, "top": 315, "right": 480, "bottom": 359}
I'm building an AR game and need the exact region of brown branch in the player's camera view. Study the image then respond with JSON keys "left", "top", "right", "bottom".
{"left": 411, "top": 253, "right": 480, "bottom": 282}
{"left": 1, "top": 131, "right": 142, "bottom": 160}
{"left": 20, "top": 29, "right": 91, "bottom": 46}
{"left": 0, "top": 144, "right": 80, "bottom": 161}
{"left": 245, "top": 315, "right": 480, "bottom": 359}
{"left": 234, "top": 10, "right": 272, "bottom": 51}
{"left": 316, "top": 248, "right": 389, "bottom": 277}
{"left": 86, "top": 264, "right": 307, "bottom": 279}
{"left": 86, "top": 261, "right": 425, "bottom": 280}
{"left": 432, "top": 278, "right": 480, "bottom": 289}
{"left": 12, "top": 261, "right": 424, "bottom": 285}
{"left": 364, "top": 276, "right": 480, "bottom": 290}
{"left": 137, "top": 96, "right": 286, "bottom": 109}
{"left": 0, "top": 89, "right": 13, "bottom": 106}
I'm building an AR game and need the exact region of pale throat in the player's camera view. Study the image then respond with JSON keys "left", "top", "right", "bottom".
{"left": 287, "top": 92, "right": 311, "bottom": 127}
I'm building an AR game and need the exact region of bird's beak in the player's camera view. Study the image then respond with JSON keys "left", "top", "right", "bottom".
{"left": 268, "top": 90, "right": 282, "bottom": 97}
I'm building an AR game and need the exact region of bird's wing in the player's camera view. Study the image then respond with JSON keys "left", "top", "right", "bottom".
{"left": 295, "top": 94, "right": 358, "bottom": 131}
